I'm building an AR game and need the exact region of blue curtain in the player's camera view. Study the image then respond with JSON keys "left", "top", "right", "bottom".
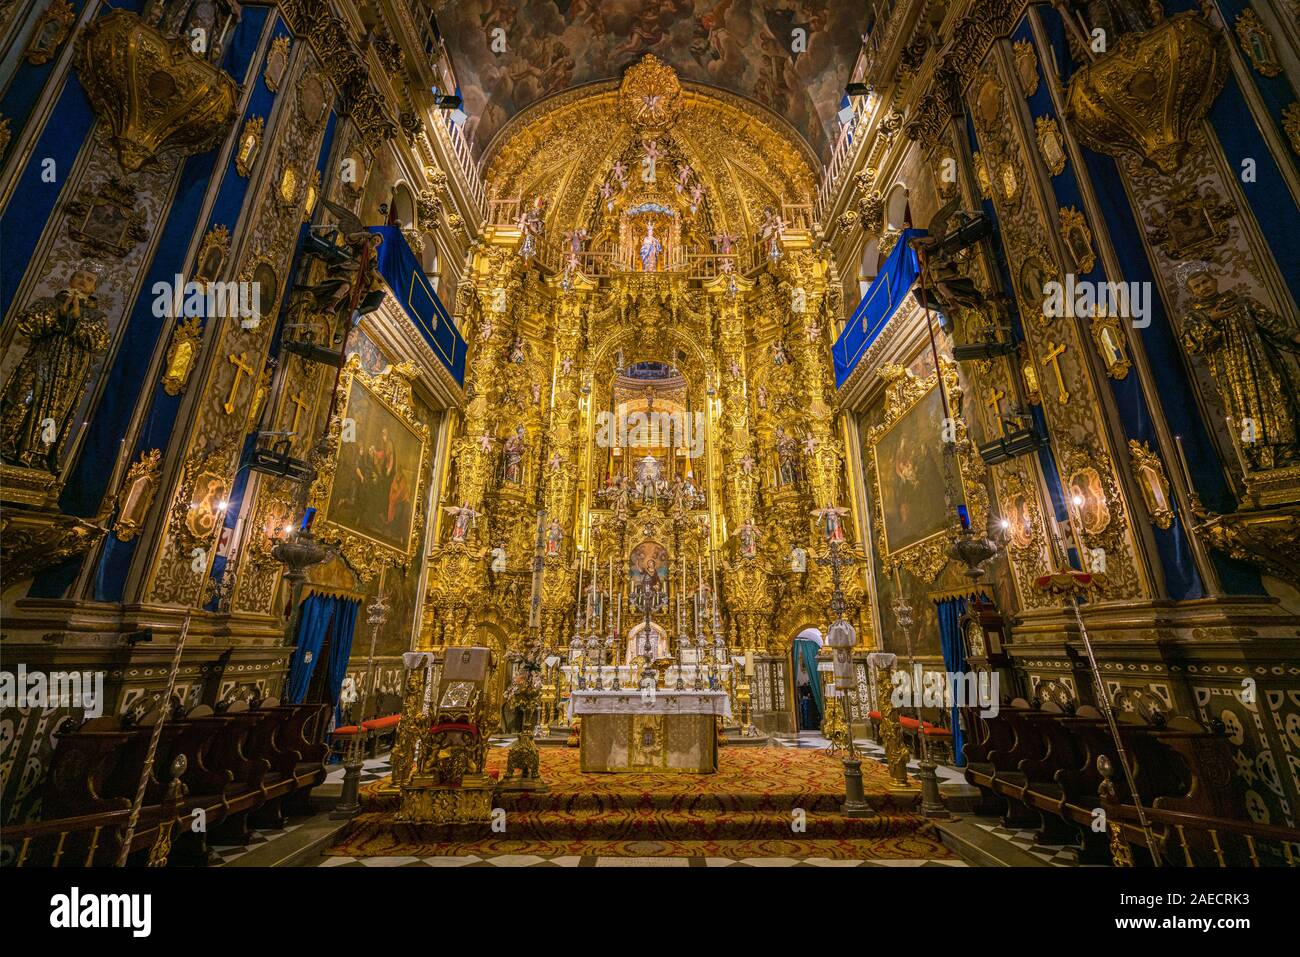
{"left": 936, "top": 598, "right": 969, "bottom": 767}
{"left": 286, "top": 594, "right": 335, "bottom": 705}
{"left": 793, "top": 639, "right": 824, "bottom": 717}
{"left": 326, "top": 599, "right": 361, "bottom": 725}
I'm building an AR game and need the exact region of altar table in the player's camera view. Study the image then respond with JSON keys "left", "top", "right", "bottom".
{"left": 568, "top": 690, "right": 731, "bottom": 773}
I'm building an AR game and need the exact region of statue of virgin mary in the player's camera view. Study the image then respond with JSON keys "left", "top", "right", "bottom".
{"left": 639, "top": 222, "right": 663, "bottom": 272}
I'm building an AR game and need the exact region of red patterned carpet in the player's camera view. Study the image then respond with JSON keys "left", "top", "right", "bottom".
{"left": 327, "top": 745, "right": 954, "bottom": 861}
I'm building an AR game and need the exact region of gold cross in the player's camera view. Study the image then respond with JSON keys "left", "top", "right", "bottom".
{"left": 288, "top": 390, "right": 309, "bottom": 440}
{"left": 986, "top": 386, "right": 1006, "bottom": 437}
{"left": 224, "top": 351, "right": 255, "bottom": 415}
{"left": 1041, "top": 340, "right": 1070, "bottom": 404}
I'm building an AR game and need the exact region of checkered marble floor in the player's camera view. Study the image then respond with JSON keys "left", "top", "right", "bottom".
{"left": 967, "top": 820, "right": 1094, "bottom": 867}
{"left": 324, "top": 755, "right": 393, "bottom": 785}
{"left": 319, "top": 855, "right": 968, "bottom": 867}
{"left": 211, "top": 822, "right": 308, "bottom": 865}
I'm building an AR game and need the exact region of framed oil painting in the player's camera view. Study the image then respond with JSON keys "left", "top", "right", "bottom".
{"left": 865, "top": 363, "right": 988, "bottom": 581}
{"left": 309, "top": 356, "right": 430, "bottom": 580}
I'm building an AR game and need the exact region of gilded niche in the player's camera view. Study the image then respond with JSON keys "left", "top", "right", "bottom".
{"left": 1064, "top": 12, "right": 1228, "bottom": 174}
{"left": 74, "top": 9, "right": 238, "bottom": 173}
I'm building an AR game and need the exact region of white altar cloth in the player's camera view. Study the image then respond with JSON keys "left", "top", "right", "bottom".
{"left": 568, "top": 689, "right": 732, "bottom": 721}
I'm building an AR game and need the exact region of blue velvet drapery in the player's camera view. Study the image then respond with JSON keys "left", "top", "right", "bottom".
{"left": 936, "top": 598, "right": 970, "bottom": 767}
{"left": 286, "top": 594, "right": 360, "bottom": 723}
{"left": 793, "top": 639, "right": 824, "bottom": 718}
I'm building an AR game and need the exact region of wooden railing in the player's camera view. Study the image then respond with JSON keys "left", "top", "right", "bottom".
{"left": 1102, "top": 798, "right": 1300, "bottom": 868}
{"left": 815, "top": 95, "right": 873, "bottom": 226}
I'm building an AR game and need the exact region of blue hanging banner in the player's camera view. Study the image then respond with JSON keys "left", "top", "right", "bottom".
{"left": 833, "top": 228, "right": 926, "bottom": 387}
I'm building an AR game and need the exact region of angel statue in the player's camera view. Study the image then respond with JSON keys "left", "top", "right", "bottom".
{"left": 445, "top": 503, "right": 479, "bottom": 543}
{"left": 813, "top": 504, "right": 849, "bottom": 544}
{"left": 298, "top": 200, "right": 386, "bottom": 321}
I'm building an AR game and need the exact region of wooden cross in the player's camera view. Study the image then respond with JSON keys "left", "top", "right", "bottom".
{"left": 985, "top": 386, "right": 1006, "bottom": 437}
{"left": 288, "top": 390, "right": 309, "bottom": 440}
{"left": 1040, "top": 340, "right": 1070, "bottom": 404}
{"left": 223, "top": 351, "right": 255, "bottom": 415}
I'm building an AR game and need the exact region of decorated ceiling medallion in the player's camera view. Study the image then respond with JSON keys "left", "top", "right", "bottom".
{"left": 1059, "top": 206, "right": 1095, "bottom": 274}
{"left": 25, "top": 0, "right": 75, "bottom": 66}
{"left": 235, "top": 116, "right": 264, "bottom": 177}
{"left": 618, "top": 53, "right": 684, "bottom": 133}
{"left": 1064, "top": 11, "right": 1228, "bottom": 175}
{"left": 1035, "top": 116, "right": 1067, "bottom": 176}
{"left": 264, "top": 35, "right": 291, "bottom": 92}
{"left": 75, "top": 10, "right": 238, "bottom": 173}
{"left": 1013, "top": 40, "right": 1039, "bottom": 95}
{"left": 1235, "top": 9, "right": 1281, "bottom": 78}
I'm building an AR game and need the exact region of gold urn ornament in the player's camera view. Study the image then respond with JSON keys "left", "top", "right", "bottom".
{"left": 75, "top": 10, "right": 238, "bottom": 173}
{"left": 1064, "top": 12, "right": 1227, "bottom": 175}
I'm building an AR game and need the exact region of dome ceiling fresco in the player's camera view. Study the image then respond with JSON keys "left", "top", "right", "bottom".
{"left": 435, "top": 0, "right": 868, "bottom": 160}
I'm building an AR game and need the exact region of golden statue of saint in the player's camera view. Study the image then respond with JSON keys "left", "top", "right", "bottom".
{"left": 1, "top": 269, "right": 110, "bottom": 472}
{"left": 1180, "top": 270, "right": 1300, "bottom": 472}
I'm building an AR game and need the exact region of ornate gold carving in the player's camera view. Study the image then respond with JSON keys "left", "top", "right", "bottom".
{"left": 194, "top": 224, "right": 230, "bottom": 284}
{"left": 618, "top": 53, "right": 684, "bottom": 133}
{"left": 1198, "top": 507, "right": 1300, "bottom": 585}
{"left": 0, "top": 114, "right": 10, "bottom": 160}
{"left": 0, "top": 508, "right": 105, "bottom": 589}
{"left": 74, "top": 10, "right": 239, "bottom": 173}
{"left": 65, "top": 176, "right": 150, "bottom": 258}
{"left": 1013, "top": 39, "right": 1039, "bottom": 94}
{"left": 235, "top": 116, "right": 263, "bottom": 177}
{"left": 113, "top": 448, "right": 162, "bottom": 542}
{"left": 276, "top": 163, "right": 298, "bottom": 206}
{"left": 1127, "top": 440, "right": 1173, "bottom": 530}
{"left": 264, "top": 35, "right": 291, "bottom": 92}
{"left": 1064, "top": 12, "right": 1228, "bottom": 174}
{"left": 1035, "top": 117, "right": 1066, "bottom": 177}
{"left": 1059, "top": 206, "right": 1095, "bottom": 274}
{"left": 1089, "top": 309, "right": 1131, "bottom": 380}
{"left": 1144, "top": 183, "right": 1235, "bottom": 260}
{"left": 1284, "top": 104, "right": 1300, "bottom": 157}
{"left": 303, "top": 167, "right": 321, "bottom": 220}
{"left": 168, "top": 444, "right": 234, "bottom": 554}
{"left": 25, "top": 0, "right": 74, "bottom": 66}
{"left": 162, "top": 317, "right": 203, "bottom": 396}
{"left": 972, "top": 150, "right": 991, "bottom": 199}
{"left": 1235, "top": 9, "right": 1281, "bottom": 78}
{"left": 1040, "top": 340, "right": 1070, "bottom": 403}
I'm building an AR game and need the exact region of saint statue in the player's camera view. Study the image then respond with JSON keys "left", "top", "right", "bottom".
{"left": 790, "top": 546, "right": 807, "bottom": 573}
{"left": 635, "top": 452, "right": 662, "bottom": 502}
{"left": 737, "top": 520, "right": 760, "bottom": 560}
{"left": 639, "top": 222, "right": 663, "bottom": 272}
{"left": 1, "top": 268, "right": 110, "bottom": 472}
{"left": 545, "top": 519, "right": 564, "bottom": 557}
{"left": 445, "top": 503, "right": 479, "bottom": 543}
{"left": 1179, "top": 269, "right": 1300, "bottom": 471}
{"left": 502, "top": 426, "right": 526, "bottom": 483}
{"left": 814, "top": 504, "right": 849, "bottom": 544}
{"left": 775, "top": 427, "right": 801, "bottom": 485}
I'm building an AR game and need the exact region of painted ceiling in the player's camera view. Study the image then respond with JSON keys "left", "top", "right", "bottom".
{"left": 436, "top": 1, "right": 868, "bottom": 161}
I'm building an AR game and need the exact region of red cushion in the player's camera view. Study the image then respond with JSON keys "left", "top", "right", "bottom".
{"left": 921, "top": 726, "right": 952, "bottom": 737}
{"left": 332, "top": 725, "right": 360, "bottom": 736}
{"left": 362, "top": 714, "right": 401, "bottom": 731}
{"left": 429, "top": 721, "right": 479, "bottom": 736}
{"left": 868, "top": 711, "right": 882, "bottom": 721}
{"left": 899, "top": 716, "right": 921, "bottom": 730}
{"left": 486, "top": 770, "right": 499, "bottom": 781}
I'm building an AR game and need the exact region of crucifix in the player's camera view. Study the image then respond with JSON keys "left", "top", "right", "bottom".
{"left": 287, "top": 390, "right": 310, "bottom": 441}
{"left": 224, "top": 352, "right": 255, "bottom": 415}
{"left": 1040, "top": 341, "right": 1070, "bottom": 404}
{"left": 985, "top": 386, "right": 1006, "bottom": 437}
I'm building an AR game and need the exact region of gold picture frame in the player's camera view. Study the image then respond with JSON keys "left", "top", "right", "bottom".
{"left": 112, "top": 448, "right": 162, "bottom": 542}
{"left": 1059, "top": 206, "right": 1095, "bottom": 274}
{"left": 1036, "top": 116, "right": 1067, "bottom": 177}
{"left": 235, "top": 116, "right": 264, "bottom": 177}
{"left": 194, "top": 224, "right": 231, "bottom": 284}
{"left": 865, "top": 362, "right": 989, "bottom": 581}
{"left": 1235, "top": 9, "right": 1281, "bottom": 78}
{"left": 264, "top": 35, "right": 291, "bottom": 92}
{"left": 162, "top": 317, "right": 203, "bottom": 395}
{"left": 1089, "top": 309, "right": 1131, "bottom": 380}
{"left": 306, "top": 356, "right": 431, "bottom": 581}
{"left": 1128, "top": 440, "right": 1174, "bottom": 530}
{"left": 1013, "top": 40, "right": 1039, "bottom": 95}
{"left": 25, "top": 0, "right": 75, "bottom": 66}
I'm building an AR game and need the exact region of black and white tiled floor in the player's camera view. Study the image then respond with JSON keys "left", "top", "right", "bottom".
{"left": 967, "top": 820, "right": 1092, "bottom": 867}
{"left": 323, "top": 755, "right": 393, "bottom": 786}
{"left": 211, "top": 822, "right": 308, "bottom": 865}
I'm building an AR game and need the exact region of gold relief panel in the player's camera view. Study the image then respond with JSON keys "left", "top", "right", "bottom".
{"left": 997, "top": 160, "right": 1020, "bottom": 205}
{"left": 1017, "top": 255, "right": 1058, "bottom": 323}
{"left": 1235, "top": 9, "right": 1281, "bottom": 78}
{"left": 241, "top": 257, "right": 280, "bottom": 330}
{"left": 1127, "top": 440, "right": 1174, "bottom": 530}
{"left": 1144, "top": 183, "right": 1236, "bottom": 261}
{"left": 25, "top": 0, "right": 75, "bottom": 65}
{"left": 1064, "top": 462, "right": 1111, "bottom": 538}
{"left": 1013, "top": 40, "right": 1039, "bottom": 95}
{"left": 972, "top": 150, "right": 991, "bottom": 199}
{"left": 264, "top": 35, "right": 291, "bottom": 92}
{"left": 306, "top": 356, "right": 432, "bottom": 582}
{"left": 1055, "top": 444, "right": 1143, "bottom": 599}
{"left": 235, "top": 116, "right": 264, "bottom": 177}
{"left": 1021, "top": 357, "right": 1042, "bottom": 405}
{"left": 1035, "top": 117, "right": 1066, "bottom": 177}
{"left": 194, "top": 224, "right": 231, "bottom": 283}
{"left": 1089, "top": 309, "right": 1131, "bottom": 380}
{"left": 65, "top": 176, "right": 150, "bottom": 258}
{"left": 112, "top": 448, "right": 162, "bottom": 543}
{"left": 169, "top": 444, "right": 235, "bottom": 556}
{"left": 162, "top": 317, "right": 203, "bottom": 395}
{"left": 303, "top": 167, "right": 321, "bottom": 221}
{"left": 276, "top": 162, "right": 299, "bottom": 206}
{"left": 1059, "top": 207, "right": 1095, "bottom": 275}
